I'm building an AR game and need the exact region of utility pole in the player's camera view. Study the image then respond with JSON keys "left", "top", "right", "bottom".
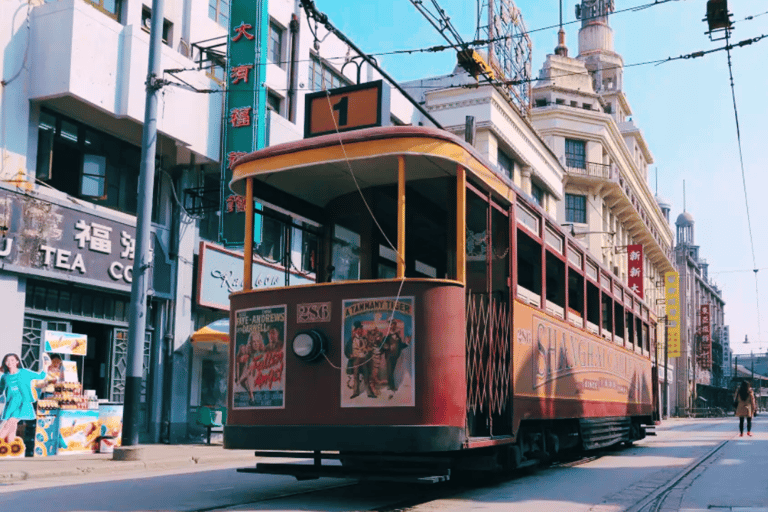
{"left": 664, "top": 316, "right": 669, "bottom": 419}
{"left": 123, "top": 0, "right": 165, "bottom": 446}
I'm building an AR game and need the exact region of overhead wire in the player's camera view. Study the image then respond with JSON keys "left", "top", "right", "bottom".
{"left": 721, "top": 27, "right": 762, "bottom": 341}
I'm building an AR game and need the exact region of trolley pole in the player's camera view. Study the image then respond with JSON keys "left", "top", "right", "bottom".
{"left": 123, "top": 0, "right": 165, "bottom": 446}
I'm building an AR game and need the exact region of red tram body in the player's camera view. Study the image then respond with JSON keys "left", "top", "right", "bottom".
{"left": 225, "top": 126, "right": 656, "bottom": 481}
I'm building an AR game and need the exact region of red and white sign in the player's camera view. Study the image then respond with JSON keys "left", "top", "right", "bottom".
{"left": 627, "top": 244, "right": 644, "bottom": 299}
{"left": 699, "top": 304, "right": 712, "bottom": 369}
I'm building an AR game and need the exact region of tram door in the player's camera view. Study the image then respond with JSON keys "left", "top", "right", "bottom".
{"left": 465, "top": 188, "right": 512, "bottom": 437}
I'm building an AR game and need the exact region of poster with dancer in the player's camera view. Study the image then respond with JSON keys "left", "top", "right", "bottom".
{"left": 232, "top": 305, "right": 286, "bottom": 409}
{"left": 341, "top": 297, "right": 414, "bottom": 408}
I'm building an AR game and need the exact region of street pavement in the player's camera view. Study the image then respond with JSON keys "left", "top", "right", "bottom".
{"left": 0, "top": 418, "right": 766, "bottom": 512}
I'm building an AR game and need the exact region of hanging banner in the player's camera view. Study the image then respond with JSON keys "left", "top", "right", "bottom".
{"left": 219, "top": 0, "right": 269, "bottom": 246}
{"left": 699, "top": 304, "right": 712, "bottom": 369}
{"left": 665, "top": 272, "right": 680, "bottom": 357}
{"left": 627, "top": 244, "right": 643, "bottom": 299}
{"left": 232, "top": 305, "right": 286, "bottom": 409}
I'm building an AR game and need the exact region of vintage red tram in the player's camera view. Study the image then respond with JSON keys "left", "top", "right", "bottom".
{"left": 225, "top": 125, "right": 657, "bottom": 481}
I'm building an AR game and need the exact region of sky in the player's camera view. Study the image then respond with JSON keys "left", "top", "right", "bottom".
{"left": 309, "top": 0, "right": 768, "bottom": 355}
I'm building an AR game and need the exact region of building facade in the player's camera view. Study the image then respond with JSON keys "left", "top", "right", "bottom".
{"left": 0, "top": 0, "right": 413, "bottom": 443}
{"left": 528, "top": 2, "right": 676, "bottom": 415}
{"left": 673, "top": 211, "right": 727, "bottom": 412}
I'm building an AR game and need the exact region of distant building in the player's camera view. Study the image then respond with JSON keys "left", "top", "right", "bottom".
{"left": 674, "top": 211, "right": 727, "bottom": 412}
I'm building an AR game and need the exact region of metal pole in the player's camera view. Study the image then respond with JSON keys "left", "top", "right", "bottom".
{"left": 123, "top": 0, "right": 165, "bottom": 446}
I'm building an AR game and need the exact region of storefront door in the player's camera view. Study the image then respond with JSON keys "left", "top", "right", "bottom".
{"left": 21, "top": 317, "right": 71, "bottom": 371}
{"left": 109, "top": 328, "right": 152, "bottom": 431}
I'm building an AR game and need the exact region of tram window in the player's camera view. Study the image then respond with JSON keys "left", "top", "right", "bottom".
{"left": 545, "top": 253, "right": 565, "bottom": 318}
{"left": 331, "top": 224, "right": 361, "bottom": 282}
{"left": 614, "top": 303, "right": 625, "bottom": 344}
{"left": 586, "top": 281, "right": 600, "bottom": 328}
{"left": 378, "top": 244, "right": 397, "bottom": 279}
{"left": 516, "top": 231, "right": 541, "bottom": 305}
{"left": 466, "top": 191, "right": 489, "bottom": 294}
{"left": 626, "top": 312, "right": 635, "bottom": 348}
{"left": 256, "top": 212, "right": 286, "bottom": 264}
{"left": 290, "top": 224, "right": 318, "bottom": 277}
{"left": 415, "top": 260, "right": 437, "bottom": 278}
{"left": 643, "top": 323, "right": 650, "bottom": 352}
{"left": 491, "top": 207, "right": 509, "bottom": 296}
{"left": 601, "top": 295, "right": 613, "bottom": 336}
{"left": 568, "top": 271, "right": 584, "bottom": 317}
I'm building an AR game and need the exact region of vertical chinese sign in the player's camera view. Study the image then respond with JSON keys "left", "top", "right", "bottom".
{"left": 699, "top": 304, "right": 712, "bottom": 369}
{"left": 627, "top": 244, "right": 644, "bottom": 299}
{"left": 220, "top": 0, "right": 269, "bottom": 246}
{"left": 665, "top": 272, "right": 681, "bottom": 358}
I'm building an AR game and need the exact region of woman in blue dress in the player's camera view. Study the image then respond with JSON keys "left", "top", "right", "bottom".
{"left": 0, "top": 353, "right": 48, "bottom": 443}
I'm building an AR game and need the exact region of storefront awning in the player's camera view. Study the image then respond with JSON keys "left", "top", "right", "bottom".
{"left": 191, "top": 319, "right": 229, "bottom": 343}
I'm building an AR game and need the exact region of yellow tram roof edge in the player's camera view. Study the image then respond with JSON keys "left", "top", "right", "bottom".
{"left": 229, "top": 126, "right": 516, "bottom": 202}
{"left": 229, "top": 277, "right": 465, "bottom": 298}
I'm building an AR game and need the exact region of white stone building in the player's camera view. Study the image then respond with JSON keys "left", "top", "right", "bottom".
{"left": 528, "top": 2, "right": 676, "bottom": 415}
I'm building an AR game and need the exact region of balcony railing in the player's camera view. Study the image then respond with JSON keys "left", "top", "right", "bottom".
{"left": 565, "top": 158, "right": 612, "bottom": 179}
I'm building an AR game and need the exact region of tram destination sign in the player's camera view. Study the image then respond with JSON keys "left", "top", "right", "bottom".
{"left": 304, "top": 80, "right": 390, "bottom": 138}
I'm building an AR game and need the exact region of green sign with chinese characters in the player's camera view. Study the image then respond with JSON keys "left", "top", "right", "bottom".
{"left": 220, "top": 0, "right": 269, "bottom": 246}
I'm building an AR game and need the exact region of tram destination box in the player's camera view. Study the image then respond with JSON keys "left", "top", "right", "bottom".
{"left": 304, "top": 80, "right": 390, "bottom": 138}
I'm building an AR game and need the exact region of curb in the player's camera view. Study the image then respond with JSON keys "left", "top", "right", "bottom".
{"left": 0, "top": 453, "right": 256, "bottom": 483}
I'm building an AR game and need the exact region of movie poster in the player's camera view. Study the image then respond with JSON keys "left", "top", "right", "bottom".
{"left": 341, "top": 297, "right": 414, "bottom": 408}
{"left": 233, "top": 305, "right": 286, "bottom": 409}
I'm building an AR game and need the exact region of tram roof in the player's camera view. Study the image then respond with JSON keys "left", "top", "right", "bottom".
{"left": 230, "top": 126, "right": 514, "bottom": 207}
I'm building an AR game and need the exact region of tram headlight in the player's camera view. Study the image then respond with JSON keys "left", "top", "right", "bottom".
{"left": 291, "top": 329, "right": 327, "bottom": 361}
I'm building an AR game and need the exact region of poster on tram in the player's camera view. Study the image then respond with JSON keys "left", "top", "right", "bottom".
{"left": 232, "top": 305, "right": 286, "bottom": 409}
{"left": 340, "top": 297, "right": 414, "bottom": 408}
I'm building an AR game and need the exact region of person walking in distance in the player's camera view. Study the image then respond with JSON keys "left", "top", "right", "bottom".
{"left": 734, "top": 380, "right": 757, "bottom": 437}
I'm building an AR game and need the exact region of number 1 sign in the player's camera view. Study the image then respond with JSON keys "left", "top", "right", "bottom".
{"left": 304, "top": 80, "right": 390, "bottom": 138}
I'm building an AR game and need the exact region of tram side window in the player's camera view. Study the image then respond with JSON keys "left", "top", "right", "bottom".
{"left": 586, "top": 281, "right": 600, "bottom": 328}
{"left": 331, "top": 224, "right": 361, "bottom": 282}
{"left": 601, "top": 295, "right": 613, "bottom": 335}
{"left": 614, "top": 303, "right": 625, "bottom": 343}
{"left": 378, "top": 244, "right": 398, "bottom": 279}
{"left": 516, "top": 231, "right": 541, "bottom": 304}
{"left": 626, "top": 312, "right": 635, "bottom": 349}
{"left": 290, "top": 224, "right": 318, "bottom": 277}
{"left": 568, "top": 271, "right": 584, "bottom": 318}
{"left": 545, "top": 253, "right": 565, "bottom": 317}
{"left": 256, "top": 210, "right": 286, "bottom": 264}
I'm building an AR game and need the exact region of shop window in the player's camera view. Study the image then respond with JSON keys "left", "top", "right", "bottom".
{"left": 36, "top": 110, "right": 153, "bottom": 217}
{"left": 565, "top": 139, "right": 586, "bottom": 169}
{"left": 208, "top": 0, "right": 229, "bottom": 27}
{"left": 531, "top": 183, "right": 544, "bottom": 207}
{"left": 84, "top": 0, "right": 122, "bottom": 22}
{"left": 309, "top": 54, "right": 350, "bottom": 92}
{"left": 497, "top": 149, "right": 514, "bottom": 181}
{"left": 268, "top": 21, "right": 284, "bottom": 67}
{"left": 267, "top": 90, "right": 283, "bottom": 115}
{"left": 142, "top": 6, "right": 173, "bottom": 46}
{"left": 566, "top": 193, "right": 587, "bottom": 224}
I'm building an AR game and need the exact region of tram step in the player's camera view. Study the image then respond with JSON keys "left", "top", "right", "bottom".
{"left": 238, "top": 462, "right": 451, "bottom": 483}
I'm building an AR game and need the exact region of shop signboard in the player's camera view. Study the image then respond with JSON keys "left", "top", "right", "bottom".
{"left": 665, "top": 272, "right": 681, "bottom": 358}
{"left": 232, "top": 305, "right": 286, "bottom": 409}
{"left": 198, "top": 241, "right": 314, "bottom": 310}
{"left": 699, "top": 304, "right": 712, "bottom": 369}
{"left": 627, "top": 244, "right": 643, "bottom": 299}
{"left": 44, "top": 330, "right": 87, "bottom": 356}
{"left": 0, "top": 187, "right": 136, "bottom": 291}
{"left": 340, "top": 297, "right": 414, "bottom": 408}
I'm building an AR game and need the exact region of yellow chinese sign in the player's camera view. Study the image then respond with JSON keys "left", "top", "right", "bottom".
{"left": 665, "top": 272, "right": 681, "bottom": 357}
